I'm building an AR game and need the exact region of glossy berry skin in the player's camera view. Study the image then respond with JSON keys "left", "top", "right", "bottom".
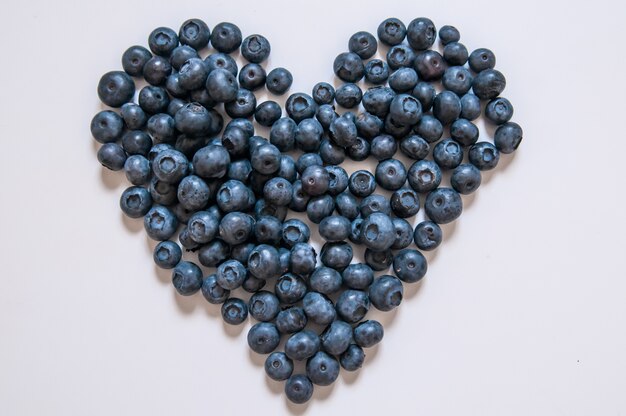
{"left": 295, "top": 118, "right": 324, "bottom": 152}
{"left": 286, "top": 93, "right": 317, "bottom": 123}
{"left": 336, "top": 290, "right": 370, "bottom": 324}
{"left": 386, "top": 44, "right": 415, "bottom": 70}
{"left": 275, "top": 273, "right": 308, "bottom": 305}
{"left": 451, "top": 163, "right": 482, "bottom": 194}
{"left": 221, "top": 298, "right": 248, "bottom": 325}
{"left": 97, "top": 71, "right": 135, "bottom": 107}
{"left": 224, "top": 88, "right": 256, "bottom": 118}
{"left": 251, "top": 143, "right": 281, "bottom": 175}
{"left": 217, "top": 212, "right": 253, "bottom": 246}
{"left": 289, "top": 243, "right": 317, "bottom": 279}
{"left": 319, "top": 138, "right": 346, "bottom": 165}
{"left": 269, "top": 117, "right": 296, "bottom": 151}
{"left": 355, "top": 112, "right": 384, "bottom": 140}
{"left": 205, "top": 69, "right": 238, "bottom": 103}
{"left": 121, "top": 45, "right": 152, "bottom": 77}
{"left": 152, "top": 149, "right": 188, "bottom": 184}
{"left": 442, "top": 66, "right": 473, "bottom": 95}
{"left": 450, "top": 118, "right": 479, "bottom": 147}
{"left": 347, "top": 138, "right": 371, "bottom": 161}
{"left": 391, "top": 188, "right": 420, "bottom": 218}
{"left": 369, "top": 275, "right": 404, "bottom": 311}
{"left": 153, "top": 240, "right": 182, "bottom": 269}
{"left": 335, "top": 83, "right": 362, "bottom": 109}
{"left": 242, "top": 275, "right": 266, "bottom": 293}
{"left": 495, "top": 122, "right": 523, "bottom": 153}
{"left": 389, "top": 67, "right": 419, "bottom": 92}
{"left": 254, "top": 101, "right": 281, "bottom": 127}
{"left": 361, "top": 213, "right": 395, "bottom": 252}
{"left": 148, "top": 27, "right": 178, "bottom": 56}
{"left": 353, "top": 320, "right": 384, "bottom": 348}
{"left": 340, "top": 344, "right": 365, "bottom": 371}
{"left": 311, "top": 82, "right": 335, "bottom": 105}
{"left": 469, "top": 48, "right": 496, "bottom": 73}
{"left": 407, "top": 17, "right": 436, "bottom": 50}
{"left": 296, "top": 153, "right": 323, "bottom": 174}
{"left": 149, "top": 177, "right": 177, "bottom": 206}
{"left": 414, "top": 115, "right": 443, "bottom": 144}
{"left": 306, "top": 195, "right": 335, "bottom": 224}
{"left": 120, "top": 186, "right": 153, "bottom": 218}
{"left": 439, "top": 25, "right": 460, "bottom": 44}
{"left": 335, "top": 191, "right": 359, "bottom": 220}
{"left": 324, "top": 167, "right": 348, "bottom": 197}
{"left": 349, "top": 31, "right": 377, "bottom": 59}
{"left": 472, "top": 69, "right": 506, "bottom": 100}
{"left": 320, "top": 242, "right": 353, "bottom": 271}
{"left": 241, "top": 34, "right": 271, "bottom": 63}
{"left": 276, "top": 307, "right": 307, "bottom": 334}
{"left": 143, "top": 56, "right": 172, "bottom": 85}
{"left": 329, "top": 114, "right": 358, "bottom": 148}
{"left": 303, "top": 292, "right": 336, "bottom": 325}
{"left": 321, "top": 320, "right": 353, "bottom": 356}
{"left": 333, "top": 52, "right": 365, "bottom": 82}
{"left": 177, "top": 175, "right": 210, "bottom": 211}
{"left": 91, "top": 111, "right": 123, "bottom": 144}
{"left": 210, "top": 22, "right": 242, "bottom": 53}
{"left": 205, "top": 52, "right": 238, "bottom": 76}
{"left": 375, "top": 159, "right": 407, "bottom": 191}
{"left": 178, "top": 18, "right": 210, "bottom": 49}
{"left": 392, "top": 218, "right": 414, "bottom": 250}
{"left": 443, "top": 42, "right": 469, "bottom": 66}
{"left": 249, "top": 291, "right": 280, "bottom": 322}
{"left": 393, "top": 249, "right": 428, "bottom": 283}
{"left": 122, "top": 131, "right": 151, "bottom": 156}
{"left": 201, "top": 273, "right": 230, "bottom": 303}
{"left": 285, "top": 374, "right": 314, "bottom": 404}
{"left": 255, "top": 200, "right": 287, "bottom": 222}
{"left": 378, "top": 17, "right": 406, "bottom": 45}
{"left": 247, "top": 322, "right": 280, "bottom": 354}
{"left": 412, "top": 82, "right": 436, "bottom": 112}
{"left": 120, "top": 103, "right": 147, "bottom": 130}
{"left": 389, "top": 94, "right": 422, "bottom": 127}
{"left": 171, "top": 261, "right": 203, "bottom": 296}
{"left": 359, "top": 194, "right": 391, "bottom": 218}
{"left": 216, "top": 260, "right": 247, "bottom": 290}
{"left": 400, "top": 135, "right": 429, "bottom": 161}
{"left": 342, "top": 264, "right": 373, "bottom": 290}
{"left": 285, "top": 330, "right": 320, "bottom": 361}
{"left": 138, "top": 86, "right": 169, "bottom": 115}
{"left": 414, "top": 50, "right": 446, "bottom": 81}
{"left": 349, "top": 219, "right": 364, "bottom": 244}
{"left": 425, "top": 188, "right": 463, "bottom": 224}
{"left": 307, "top": 351, "right": 340, "bottom": 386}
{"left": 176, "top": 58, "right": 208, "bottom": 91}
{"left": 433, "top": 91, "right": 462, "bottom": 125}
{"left": 309, "top": 266, "right": 343, "bottom": 295}
{"left": 433, "top": 139, "right": 463, "bottom": 170}
{"left": 169, "top": 45, "right": 198, "bottom": 71}
{"left": 301, "top": 165, "right": 330, "bottom": 196}
{"left": 281, "top": 219, "right": 310, "bottom": 248}
{"left": 485, "top": 97, "right": 514, "bottom": 125}
{"left": 144, "top": 205, "right": 179, "bottom": 241}
{"left": 364, "top": 248, "right": 393, "bottom": 271}
{"left": 187, "top": 211, "right": 219, "bottom": 244}
{"left": 349, "top": 170, "right": 376, "bottom": 197}
{"left": 263, "top": 177, "right": 292, "bottom": 206}
{"left": 319, "top": 216, "right": 351, "bottom": 242}
{"left": 248, "top": 244, "right": 281, "bottom": 280}
{"left": 364, "top": 59, "right": 390, "bottom": 84}
{"left": 408, "top": 160, "right": 442, "bottom": 193}
{"left": 362, "top": 86, "right": 395, "bottom": 118}
{"left": 265, "top": 352, "right": 294, "bottom": 381}
{"left": 469, "top": 142, "right": 500, "bottom": 170}
{"left": 217, "top": 180, "right": 253, "bottom": 213}
{"left": 265, "top": 67, "right": 293, "bottom": 95}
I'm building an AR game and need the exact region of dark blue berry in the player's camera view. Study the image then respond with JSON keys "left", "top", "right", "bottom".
{"left": 265, "top": 352, "right": 294, "bottom": 381}
{"left": 364, "top": 59, "right": 390, "bottom": 84}
{"left": 247, "top": 322, "right": 280, "bottom": 354}
{"left": 348, "top": 31, "right": 377, "bottom": 59}
{"left": 97, "top": 71, "right": 135, "bottom": 107}
{"left": 494, "top": 122, "right": 523, "bottom": 153}
{"left": 369, "top": 275, "right": 403, "bottom": 311}
{"left": 336, "top": 290, "right": 369, "bottom": 324}
{"left": 407, "top": 17, "right": 436, "bottom": 50}
{"left": 221, "top": 297, "right": 248, "bottom": 325}
{"left": 425, "top": 188, "right": 463, "bottom": 224}
{"left": 408, "top": 160, "right": 442, "bottom": 193}
{"left": 353, "top": 320, "right": 384, "bottom": 348}
{"left": 121, "top": 45, "right": 152, "bottom": 77}
{"left": 210, "top": 22, "right": 242, "bottom": 53}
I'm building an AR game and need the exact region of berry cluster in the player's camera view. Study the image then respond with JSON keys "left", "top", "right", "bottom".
{"left": 91, "top": 17, "right": 523, "bottom": 404}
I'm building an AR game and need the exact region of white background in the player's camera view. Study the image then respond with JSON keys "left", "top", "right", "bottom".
{"left": 1, "top": 0, "right": 625, "bottom": 415}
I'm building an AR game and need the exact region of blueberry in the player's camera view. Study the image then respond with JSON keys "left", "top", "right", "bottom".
{"left": 279, "top": 247, "right": 291, "bottom": 274}
{"left": 353, "top": 320, "right": 384, "bottom": 348}
{"left": 362, "top": 86, "right": 395, "bottom": 118}
{"left": 439, "top": 25, "right": 460, "bottom": 45}
{"left": 394, "top": 249, "right": 428, "bottom": 283}
{"left": 400, "top": 135, "right": 429, "bottom": 161}
{"left": 407, "top": 17, "right": 436, "bottom": 50}
{"left": 143, "top": 205, "right": 179, "bottom": 241}
{"left": 121, "top": 45, "right": 152, "bottom": 77}
{"left": 218, "top": 298, "right": 248, "bottom": 325}
{"left": 97, "top": 71, "right": 135, "bottom": 107}
{"left": 442, "top": 66, "right": 473, "bottom": 95}
{"left": 254, "top": 199, "right": 287, "bottom": 221}
{"left": 265, "top": 352, "right": 294, "bottom": 381}
{"left": 216, "top": 180, "right": 253, "bottom": 213}
{"left": 281, "top": 219, "right": 310, "bottom": 248}
{"left": 450, "top": 118, "right": 479, "bottom": 147}
{"left": 121, "top": 130, "right": 152, "bottom": 156}
{"left": 322, "top": 242, "right": 353, "bottom": 271}
{"left": 205, "top": 52, "right": 238, "bottom": 76}
{"left": 284, "top": 374, "right": 314, "bottom": 404}
{"left": 359, "top": 194, "right": 391, "bottom": 218}
{"left": 340, "top": 344, "right": 365, "bottom": 371}
{"left": 364, "top": 59, "right": 390, "bottom": 84}
{"left": 386, "top": 44, "right": 415, "bottom": 70}
{"left": 120, "top": 103, "right": 148, "bottom": 130}
{"left": 349, "top": 170, "right": 376, "bottom": 197}
{"left": 147, "top": 114, "right": 176, "bottom": 144}
{"left": 407, "top": 160, "right": 441, "bottom": 194}
{"left": 296, "top": 152, "right": 323, "bottom": 174}
{"left": 319, "top": 216, "right": 351, "bottom": 242}
{"left": 389, "top": 94, "right": 422, "bottom": 127}
{"left": 249, "top": 291, "right": 280, "bottom": 322}
{"left": 433, "top": 90, "right": 462, "bottom": 125}
{"left": 392, "top": 218, "right": 414, "bottom": 250}
{"left": 187, "top": 210, "right": 219, "bottom": 244}
{"left": 143, "top": 56, "right": 172, "bottom": 85}
{"left": 124, "top": 155, "right": 152, "bottom": 186}
{"left": 191, "top": 145, "right": 229, "bottom": 181}
{"left": 224, "top": 88, "right": 256, "bottom": 118}
{"left": 384, "top": 113, "right": 413, "bottom": 138}
{"left": 97, "top": 143, "right": 127, "bottom": 171}
{"left": 148, "top": 27, "right": 178, "bottom": 56}
{"left": 389, "top": 68, "right": 419, "bottom": 93}
{"left": 289, "top": 243, "right": 317, "bottom": 278}
{"left": 333, "top": 52, "right": 365, "bottom": 82}
{"left": 252, "top": 103, "right": 280, "bottom": 129}
{"left": 468, "top": 142, "right": 500, "bottom": 170}
{"left": 295, "top": 118, "right": 324, "bottom": 152}
{"left": 171, "top": 261, "right": 203, "bottom": 296}
{"left": 472, "top": 69, "right": 506, "bottom": 100}
{"left": 469, "top": 48, "right": 496, "bottom": 73}
{"left": 306, "top": 194, "right": 335, "bottom": 224}
{"left": 360, "top": 212, "right": 395, "bottom": 252}
{"left": 247, "top": 322, "right": 280, "bottom": 354}
{"left": 300, "top": 165, "right": 329, "bottom": 197}
{"left": 274, "top": 273, "right": 308, "bottom": 305}
{"left": 176, "top": 59, "right": 208, "bottom": 91}
{"left": 149, "top": 177, "right": 178, "bottom": 206}
{"left": 329, "top": 114, "right": 358, "bottom": 147}
{"left": 443, "top": 42, "right": 469, "bottom": 66}
{"left": 319, "top": 138, "right": 345, "bottom": 165}
{"left": 201, "top": 272, "right": 230, "bottom": 303}
{"left": 342, "top": 265, "right": 374, "bottom": 293}
{"left": 119, "top": 186, "right": 152, "bottom": 218}
{"left": 411, "top": 82, "right": 436, "bottom": 112}
{"left": 178, "top": 18, "right": 210, "bottom": 50}
{"left": 348, "top": 31, "right": 377, "bottom": 59}
{"left": 460, "top": 94, "right": 481, "bottom": 121}
{"left": 285, "top": 329, "right": 321, "bottom": 361}
{"left": 276, "top": 307, "right": 308, "bottom": 334}
{"left": 152, "top": 149, "right": 188, "bottom": 184}
{"left": 303, "top": 292, "right": 336, "bottom": 325}
{"left": 414, "top": 50, "right": 446, "bottom": 81}
{"left": 265, "top": 67, "right": 293, "bottom": 95}
{"left": 433, "top": 139, "right": 463, "bottom": 170}
{"left": 254, "top": 215, "right": 283, "bottom": 245}
{"left": 215, "top": 260, "right": 246, "bottom": 290}
{"left": 378, "top": 17, "right": 406, "bottom": 46}
{"left": 153, "top": 240, "right": 182, "bottom": 269}
{"left": 306, "top": 351, "right": 340, "bottom": 386}
{"left": 210, "top": 22, "right": 242, "bottom": 53}
{"left": 248, "top": 244, "right": 281, "bottom": 280}
{"left": 369, "top": 275, "right": 404, "bottom": 311}
{"left": 364, "top": 248, "right": 393, "bottom": 271}
{"left": 138, "top": 86, "right": 170, "bottom": 115}
{"left": 336, "top": 290, "right": 370, "bottom": 324}
{"left": 169, "top": 45, "right": 199, "bottom": 70}
{"left": 309, "top": 266, "right": 342, "bottom": 295}
{"left": 335, "top": 83, "right": 363, "bottom": 109}
{"left": 241, "top": 34, "right": 271, "bottom": 63}
{"left": 91, "top": 111, "right": 124, "bottom": 144}
{"left": 355, "top": 112, "right": 383, "bottom": 140}
{"left": 414, "top": 115, "right": 443, "bottom": 144}
{"left": 312, "top": 82, "right": 335, "bottom": 105}
{"left": 494, "top": 122, "right": 523, "bottom": 153}
{"left": 269, "top": 118, "right": 296, "bottom": 151}
{"left": 227, "top": 160, "right": 252, "bottom": 183}
{"left": 349, "top": 218, "right": 364, "bottom": 244}
{"left": 242, "top": 274, "right": 266, "bottom": 293}
{"left": 177, "top": 175, "right": 210, "bottom": 211}
{"left": 320, "top": 320, "right": 353, "bottom": 356}
{"left": 178, "top": 227, "right": 199, "bottom": 251}
{"left": 485, "top": 97, "right": 514, "bottom": 125}
{"left": 425, "top": 188, "right": 463, "bottom": 224}
{"left": 335, "top": 191, "right": 359, "bottom": 220}
{"left": 347, "top": 137, "right": 371, "bottom": 161}
{"left": 375, "top": 158, "right": 407, "bottom": 191}
{"left": 218, "top": 212, "right": 254, "bottom": 245}
{"left": 205, "top": 69, "right": 238, "bottom": 103}
{"left": 285, "top": 93, "right": 317, "bottom": 123}
{"left": 390, "top": 188, "right": 420, "bottom": 218}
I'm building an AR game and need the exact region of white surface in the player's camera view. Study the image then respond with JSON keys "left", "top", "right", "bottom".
{"left": 1, "top": 0, "right": 625, "bottom": 414}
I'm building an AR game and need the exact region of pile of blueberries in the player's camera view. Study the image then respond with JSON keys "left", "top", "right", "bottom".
{"left": 90, "top": 16, "right": 522, "bottom": 404}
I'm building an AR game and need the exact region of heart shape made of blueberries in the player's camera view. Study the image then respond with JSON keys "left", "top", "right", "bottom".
{"left": 90, "top": 16, "right": 523, "bottom": 405}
